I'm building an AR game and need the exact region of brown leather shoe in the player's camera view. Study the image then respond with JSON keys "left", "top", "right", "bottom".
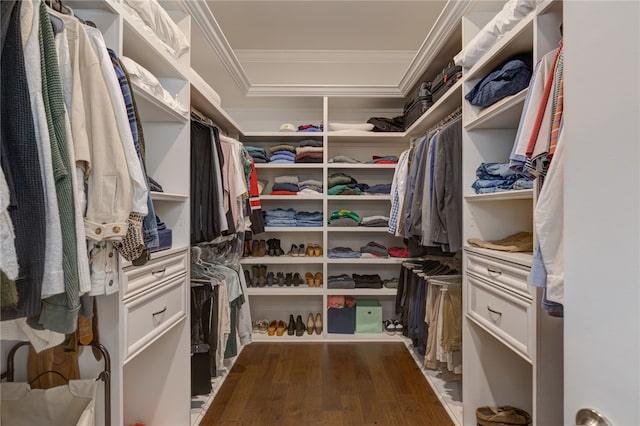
{"left": 305, "top": 244, "right": 314, "bottom": 257}
{"left": 267, "top": 320, "right": 278, "bottom": 336}
{"left": 314, "top": 313, "right": 322, "bottom": 335}
{"left": 243, "top": 240, "right": 251, "bottom": 257}
{"left": 258, "top": 240, "right": 267, "bottom": 257}
{"left": 276, "top": 320, "right": 287, "bottom": 336}
{"left": 251, "top": 240, "right": 259, "bottom": 257}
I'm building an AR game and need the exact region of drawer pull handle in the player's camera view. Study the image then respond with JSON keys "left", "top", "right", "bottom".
{"left": 486, "top": 267, "right": 502, "bottom": 277}
{"left": 151, "top": 267, "right": 167, "bottom": 277}
{"left": 487, "top": 306, "right": 502, "bottom": 317}
{"left": 152, "top": 306, "right": 167, "bottom": 317}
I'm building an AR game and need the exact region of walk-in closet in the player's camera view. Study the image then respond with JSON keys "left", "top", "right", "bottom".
{"left": 1, "top": 1, "right": 638, "bottom": 425}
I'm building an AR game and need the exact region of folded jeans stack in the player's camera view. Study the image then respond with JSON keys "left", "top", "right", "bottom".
{"left": 264, "top": 208, "right": 296, "bottom": 227}
{"left": 294, "top": 210, "right": 323, "bottom": 227}
{"left": 327, "top": 274, "right": 356, "bottom": 289}
{"left": 471, "top": 162, "right": 532, "bottom": 194}
{"left": 328, "top": 247, "right": 361, "bottom": 259}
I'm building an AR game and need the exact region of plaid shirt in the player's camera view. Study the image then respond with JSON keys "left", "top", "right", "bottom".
{"left": 388, "top": 149, "right": 410, "bottom": 236}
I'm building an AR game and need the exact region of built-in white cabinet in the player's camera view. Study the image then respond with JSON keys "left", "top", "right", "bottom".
{"left": 460, "top": 1, "right": 564, "bottom": 425}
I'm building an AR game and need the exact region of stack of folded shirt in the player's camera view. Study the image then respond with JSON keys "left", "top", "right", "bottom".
{"left": 327, "top": 274, "right": 356, "bottom": 289}
{"left": 472, "top": 162, "right": 533, "bottom": 194}
{"left": 245, "top": 146, "right": 269, "bottom": 163}
{"left": 383, "top": 278, "right": 399, "bottom": 288}
{"left": 295, "top": 145, "right": 323, "bottom": 163}
{"left": 271, "top": 175, "right": 299, "bottom": 195}
{"left": 269, "top": 143, "right": 297, "bottom": 164}
{"left": 353, "top": 273, "right": 383, "bottom": 289}
{"left": 360, "top": 241, "right": 389, "bottom": 258}
{"left": 295, "top": 210, "right": 323, "bottom": 227}
{"left": 366, "top": 155, "right": 399, "bottom": 164}
{"left": 328, "top": 172, "right": 362, "bottom": 195}
{"left": 328, "top": 155, "right": 361, "bottom": 164}
{"left": 328, "top": 209, "right": 360, "bottom": 227}
{"left": 264, "top": 208, "right": 296, "bottom": 227}
{"left": 360, "top": 215, "right": 389, "bottom": 227}
{"left": 327, "top": 295, "right": 356, "bottom": 309}
{"left": 298, "top": 178, "right": 323, "bottom": 195}
{"left": 328, "top": 247, "right": 361, "bottom": 258}
{"left": 365, "top": 183, "right": 392, "bottom": 195}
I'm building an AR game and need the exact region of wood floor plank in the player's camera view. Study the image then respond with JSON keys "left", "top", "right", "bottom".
{"left": 198, "top": 342, "right": 454, "bottom": 426}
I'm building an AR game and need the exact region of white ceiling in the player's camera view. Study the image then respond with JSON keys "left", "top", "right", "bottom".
{"left": 188, "top": 0, "right": 471, "bottom": 113}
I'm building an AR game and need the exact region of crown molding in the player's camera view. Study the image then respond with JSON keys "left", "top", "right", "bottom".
{"left": 235, "top": 49, "right": 416, "bottom": 65}
{"left": 247, "top": 84, "right": 403, "bottom": 97}
{"left": 398, "top": 0, "right": 474, "bottom": 96}
{"left": 182, "top": 0, "right": 251, "bottom": 93}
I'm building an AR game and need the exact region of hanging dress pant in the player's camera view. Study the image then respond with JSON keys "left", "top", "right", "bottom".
{"left": 191, "top": 284, "right": 213, "bottom": 396}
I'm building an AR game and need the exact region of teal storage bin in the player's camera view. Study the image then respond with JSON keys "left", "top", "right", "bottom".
{"left": 355, "top": 299, "right": 383, "bottom": 333}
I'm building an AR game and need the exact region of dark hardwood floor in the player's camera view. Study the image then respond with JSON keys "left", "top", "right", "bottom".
{"left": 199, "top": 342, "right": 454, "bottom": 425}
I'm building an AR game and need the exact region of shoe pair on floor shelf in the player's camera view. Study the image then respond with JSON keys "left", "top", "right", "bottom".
{"left": 253, "top": 313, "right": 323, "bottom": 337}
{"left": 383, "top": 319, "right": 403, "bottom": 336}
{"left": 287, "top": 243, "right": 323, "bottom": 257}
{"left": 243, "top": 238, "right": 285, "bottom": 257}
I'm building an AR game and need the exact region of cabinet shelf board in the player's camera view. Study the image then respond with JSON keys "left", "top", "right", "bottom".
{"left": 131, "top": 82, "right": 188, "bottom": 123}
{"left": 240, "top": 256, "right": 324, "bottom": 265}
{"left": 537, "top": 0, "right": 559, "bottom": 15}
{"left": 326, "top": 288, "right": 397, "bottom": 296}
{"left": 242, "top": 132, "right": 325, "bottom": 142}
{"left": 464, "top": 89, "right": 528, "bottom": 130}
{"left": 464, "top": 13, "right": 535, "bottom": 82}
{"left": 120, "top": 10, "right": 186, "bottom": 80}
{"left": 150, "top": 191, "right": 188, "bottom": 202}
{"left": 255, "top": 163, "right": 323, "bottom": 170}
{"left": 327, "top": 227, "right": 390, "bottom": 233}
{"left": 260, "top": 195, "right": 323, "bottom": 200}
{"left": 246, "top": 287, "right": 324, "bottom": 296}
{"left": 327, "top": 195, "right": 391, "bottom": 201}
{"left": 464, "top": 246, "right": 533, "bottom": 267}
{"left": 261, "top": 227, "right": 324, "bottom": 233}
{"left": 327, "top": 132, "right": 407, "bottom": 143}
{"left": 464, "top": 189, "right": 534, "bottom": 202}
{"left": 327, "top": 163, "right": 397, "bottom": 169}
{"left": 68, "top": 0, "right": 118, "bottom": 11}
{"left": 327, "top": 258, "right": 405, "bottom": 264}
{"left": 406, "top": 80, "right": 463, "bottom": 138}
{"left": 189, "top": 68, "right": 243, "bottom": 136}
{"left": 120, "top": 245, "right": 189, "bottom": 268}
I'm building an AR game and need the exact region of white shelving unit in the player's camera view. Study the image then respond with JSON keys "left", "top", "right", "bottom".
{"left": 460, "top": 1, "right": 564, "bottom": 425}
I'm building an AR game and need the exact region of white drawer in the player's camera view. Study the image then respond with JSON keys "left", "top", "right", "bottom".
{"left": 465, "top": 249, "right": 532, "bottom": 298}
{"left": 122, "top": 249, "right": 187, "bottom": 298}
{"left": 123, "top": 274, "right": 187, "bottom": 362}
{"left": 466, "top": 274, "right": 534, "bottom": 362}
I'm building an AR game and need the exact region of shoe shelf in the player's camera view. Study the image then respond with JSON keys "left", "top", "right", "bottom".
{"left": 251, "top": 333, "right": 325, "bottom": 342}
{"left": 246, "top": 287, "right": 324, "bottom": 296}
{"left": 240, "top": 256, "right": 324, "bottom": 265}
{"left": 327, "top": 258, "right": 406, "bottom": 264}
{"left": 326, "top": 288, "right": 397, "bottom": 296}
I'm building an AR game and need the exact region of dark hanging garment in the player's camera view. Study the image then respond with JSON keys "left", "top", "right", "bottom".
{"left": 191, "top": 120, "right": 216, "bottom": 243}
{"left": 1, "top": 0, "right": 47, "bottom": 320}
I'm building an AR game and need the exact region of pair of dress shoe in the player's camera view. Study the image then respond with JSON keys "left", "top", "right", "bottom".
{"left": 306, "top": 313, "right": 322, "bottom": 335}
{"left": 266, "top": 238, "right": 285, "bottom": 256}
{"left": 305, "top": 272, "right": 323, "bottom": 287}
{"left": 250, "top": 240, "right": 267, "bottom": 257}
{"left": 246, "top": 265, "right": 267, "bottom": 287}
{"left": 287, "top": 314, "right": 307, "bottom": 336}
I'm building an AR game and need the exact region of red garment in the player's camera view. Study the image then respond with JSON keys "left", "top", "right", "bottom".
{"left": 388, "top": 247, "right": 409, "bottom": 258}
{"left": 248, "top": 160, "right": 261, "bottom": 210}
{"left": 374, "top": 160, "right": 397, "bottom": 164}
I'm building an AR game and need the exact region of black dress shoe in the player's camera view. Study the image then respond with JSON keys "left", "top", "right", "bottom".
{"left": 295, "top": 315, "right": 305, "bottom": 336}
{"left": 287, "top": 314, "right": 295, "bottom": 336}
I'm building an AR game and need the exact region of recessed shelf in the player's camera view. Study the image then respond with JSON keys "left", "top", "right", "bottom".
{"left": 242, "top": 132, "right": 324, "bottom": 143}
{"left": 327, "top": 163, "right": 397, "bottom": 169}
{"left": 327, "top": 131, "right": 406, "bottom": 144}
{"left": 327, "top": 227, "right": 390, "bottom": 232}
{"left": 260, "top": 227, "right": 325, "bottom": 233}
{"left": 150, "top": 191, "right": 188, "bottom": 202}
{"left": 406, "top": 79, "right": 464, "bottom": 138}
{"left": 130, "top": 82, "right": 188, "bottom": 123}
{"left": 464, "top": 89, "right": 528, "bottom": 130}
{"left": 189, "top": 68, "right": 243, "bottom": 137}
{"left": 254, "top": 163, "right": 323, "bottom": 169}
{"left": 260, "top": 195, "right": 323, "bottom": 200}
{"left": 246, "top": 286, "right": 324, "bottom": 296}
{"left": 327, "top": 195, "right": 391, "bottom": 201}
{"left": 240, "top": 256, "right": 324, "bottom": 265}
{"left": 464, "top": 12, "right": 535, "bottom": 82}
{"left": 464, "top": 189, "right": 534, "bottom": 202}
{"left": 326, "top": 288, "right": 397, "bottom": 296}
